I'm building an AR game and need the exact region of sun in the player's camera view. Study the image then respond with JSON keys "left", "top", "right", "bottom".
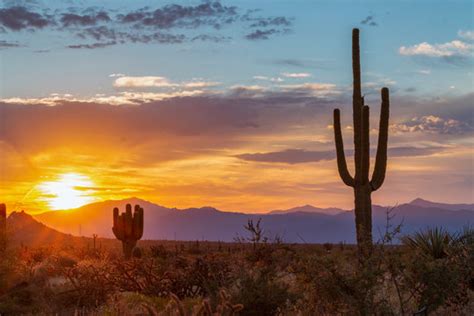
{"left": 38, "top": 173, "right": 96, "bottom": 210}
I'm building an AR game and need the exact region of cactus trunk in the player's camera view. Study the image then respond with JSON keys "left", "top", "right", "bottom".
{"left": 0, "top": 204, "right": 6, "bottom": 252}
{"left": 112, "top": 204, "right": 144, "bottom": 259}
{"left": 333, "top": 28, "right": 390, "bottom": 256}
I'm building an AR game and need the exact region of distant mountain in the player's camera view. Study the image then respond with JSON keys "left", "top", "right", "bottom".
{"left": 7, "top": 211, "right": 77, "bottom": 247}
{"left": 34, "top": 198, "right": 474, "bottom": 243}
{"left": 407, "top": 198, "right": 474, "bottom": 212}
{"left": 269, "top": 205, "right": 345, "bottom": 216}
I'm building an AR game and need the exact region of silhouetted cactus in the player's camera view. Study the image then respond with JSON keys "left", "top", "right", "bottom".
{"left": 112, "top": 204, "right": 144, "bottom": 259}
{"left": 0, "top": 204, "right": 6, "bottom": 252}
{"left": 333, "top": 28, "right": 390, "bottom": 255}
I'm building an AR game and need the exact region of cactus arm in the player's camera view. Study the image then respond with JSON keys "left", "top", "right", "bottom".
{"left": 113, "top": 207, "right": 119, "bottom": 228}
{"left": 124, "top": 208, "right": 133, "bottom": 236}
{"left": 0, "top": 204, "right": 6, "bottom": 251}
{"left": 113, "top": 213, "right": 125, "bottom": 240}
{"left": 133, "top": 206, "right": 144, "bottom": 240}
{"left": 370, "top": 87, "right": 390, "bottom": 191}
{"left": 334, "top": 109, "right": 355, "bottom": 187}
{"left": 352, "top": 28, "right": 363, "bottom": 183}
{"left": 361, "top": 105, "right": 370, "bottom": 184}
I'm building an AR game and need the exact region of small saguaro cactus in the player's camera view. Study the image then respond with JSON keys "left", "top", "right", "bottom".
{"left": 0, "top": 204, "right": 6, "bottom": 252}
{"left": 112, "top": 204, "right": 144, "bottom": 259}
{"left": 333, "top": 28, "right": 390, "bottom": 255}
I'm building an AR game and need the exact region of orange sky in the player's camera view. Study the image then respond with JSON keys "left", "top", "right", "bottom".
{"left": 1, "top": 92, "right": 473, "bottom": 215}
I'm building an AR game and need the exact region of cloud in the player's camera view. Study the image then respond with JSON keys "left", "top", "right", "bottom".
{"left": 1, "top": 2, "right": 293, "bottom": 49}
{"left": 71, "top": 26, "right": 186, "bottom": 47}
{"left": 252, "top": 75, "right": 284, "bottom": 82}
{"left": 0, "top": 40, "right": 22, "bottom": 49}
{"left": 60, "top": 11, "right": 110, "bottom": 27}
{"left": 245, "top": 28, "right": 288, "bottom": 40}
{"left": 113, "top": 76, "right": 176, "bottom": 88}
{"left": 360, "top": 15, "right": 377, "bottom": 26}
{"left": 0, "top": 6, "right": 50, "bottom": 31}
{"left": 66, "top": 41, "right": 116, "bottom": 49}
{"left": 236, "top": 149, "right": 334, "bottom": 164}
{"left": 235, "top": 146, "right": 446, "bottom": 164}
{"left": 191, "top": 34, "right": 231, "bottom": 42}
{"left": 399, "top": 40, "right": 473, "bottom": 58}
{"left": 392, "top": 115, "right": 474, "bottom": 135}
{"left": 416, "top": 69, "right": 431, "bottom": 75}
{"left": 282, "top": 72, "right": 311, "bottom": 78}
{"left": 279, "top": 83, "right": 340, "bottom": 97}
{"left": 112, "top": 76, "right": 219, "bottom": 89}
{"left": 117, "top": 2, "right": 238, "bottom": 29}
{"left": 458, "top": 29, "right": 474, "bottom": 41}
{"left": 247, "top": 16, "right": 291, "bottom": 28}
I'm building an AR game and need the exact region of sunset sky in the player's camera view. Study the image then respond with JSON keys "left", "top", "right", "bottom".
{"left": 1, "top": 0, "right": 473, "bottom": 214}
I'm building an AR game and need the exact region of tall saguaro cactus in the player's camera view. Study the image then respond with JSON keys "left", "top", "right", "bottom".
{"left": 333, "top": 28, "right": 390, "bottom": 255}
{"left": 0, "top": 204, "right": 6, "bottom": 252}
{"left": 112, "top": 204, "right": 144, "bottom": 259}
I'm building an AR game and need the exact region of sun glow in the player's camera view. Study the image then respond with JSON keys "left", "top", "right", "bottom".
{"left": 38, "top": 173, "right": 96, "bottom": 210}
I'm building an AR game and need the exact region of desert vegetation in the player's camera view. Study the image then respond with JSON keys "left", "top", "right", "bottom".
{"left": 0, "top": 208, "right": 472, "bottom": 315}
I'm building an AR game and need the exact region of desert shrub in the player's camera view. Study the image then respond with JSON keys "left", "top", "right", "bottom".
{"left": 400, "top": 226, "right": 474, "bottom": 313}
{"left": 0, "top": 282, "right": 50, "bottom": 314}
{"left": 402, "top": 227, "right": 453, "bottom": 259}
{"left": 232, "top": 266, "right": 294, "bottom": 316}
{"left": 150, "top": 244, "right": 170, "bottom": 259}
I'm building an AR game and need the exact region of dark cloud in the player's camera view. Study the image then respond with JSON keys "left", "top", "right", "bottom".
{"left": 1, "top": 2, "right": 293, "bottom": 47}
{"left": 360, "top": 15, "right": 377, "bottom": 26}
{"left": 387, "top": 146, "right": 444, "bottom": 157}
{"left": 245, "top": 28, "right": 289, "bottom": 40}
{"left": 117, "top": 2, "right": 238, "bottom": 29}
{"left": 270, "top": 58, "right": 330, "bottom": 69}
{"left": 60, "top": 11, "right": 110, "bottom": 27}
{"left": 66, "top": 41, "right": 116, "bottom": 49}
{"left": 0, "top": 6, "right": 50, "bottom": 31}
{"left": 69, "top": 25, "right": 185, "bottom": 48}
{"left": 191, "top": 34, "right": 231, "bottom": 42}
{"left": 0, "top": 40, "right": 22, "bottom": 49}
{"left": 236, "top": 149, "right": 334, "bottom": 164}
{"left": 235, "top": 146, "right": 446, "bottom": 164}
{"left": 247, "top": 16, "right": 291, "bottom": 28}
{"left": 125, "top": 32, "right": 185, "bottom": 44}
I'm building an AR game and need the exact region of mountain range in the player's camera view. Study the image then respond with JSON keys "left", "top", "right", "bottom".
{"left": 30, "top": 197, "right": 473, "bottom": 243}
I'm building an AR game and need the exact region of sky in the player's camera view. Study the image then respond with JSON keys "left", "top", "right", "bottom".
{"left": 0, "top": 0, "right": 473, "bottom": 214}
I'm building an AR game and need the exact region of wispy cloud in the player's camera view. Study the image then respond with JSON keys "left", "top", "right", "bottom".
{"left": 458, "top": 29, "right": 474, "bottom": 41}
{"left": 236, "top": 146, "right": 446, "bottom": 164}
{"left": 399, "top": 40, "right": 473, "bottom": 58}
{"left": 0, "top": 40, "right": 22, "bottom": 49}
{"left": 113, "top": 76, "right": 176, "bottom": 88}
{"left": 360, "top": 15, "right": 377, "bottom": 26}
{"left": 279, "top": 83, "right": 340, "bottom": 97}
{"left": 113, "top": 76, "right": 220, "bottom": 89}
{"left": 67, "top": 41, "right": 117, "bottom": 49}
{"left": 253, "top": 75, "right": 284, "bottom": 82}
{"left": 281, "top": 72, "right": 311, "bottom": 78}
{"left": 245, "top": 28, "right": 289, "bottom": 41}
{"left": 392, "top": 115, "right": 473, "bottom": 135}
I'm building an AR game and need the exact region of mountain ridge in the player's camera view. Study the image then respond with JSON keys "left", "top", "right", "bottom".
{"left": 31, "top": 197, "right": 473, "bottom": 243}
